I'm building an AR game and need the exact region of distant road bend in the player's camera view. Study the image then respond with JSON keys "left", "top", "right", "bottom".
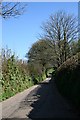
{"left": 2, "top": 78, "right": 80, "bottom": 119}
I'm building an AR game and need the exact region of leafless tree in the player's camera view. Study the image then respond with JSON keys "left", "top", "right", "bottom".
{"left": 0, "top": 1, "right": 27, "bottom": 19}
{"left": 41, "top": 11, "right": 79, "bottom": 66}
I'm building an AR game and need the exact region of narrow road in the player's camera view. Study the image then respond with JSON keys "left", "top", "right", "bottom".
{"left": 8, "top": 78, "right": 79, "bottom": 119}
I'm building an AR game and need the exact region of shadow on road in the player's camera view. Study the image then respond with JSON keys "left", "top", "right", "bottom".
{"left": 26, "top": 78, "right": 78, "bottom": 119}
{"left": 27, "top": 78, "right": 54, "bottom": 118}
{"left": 2, "top": 78, "right": 80, "bottom": 119}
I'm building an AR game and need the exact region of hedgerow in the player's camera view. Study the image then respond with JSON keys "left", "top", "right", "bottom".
{"left": 55, "top": 52, "right": 80, "bottom": 110}
{"left": 0, "top": 48, "right": 47, "bottom": 101}
{"left": 0, "top": 48, "right": 33, "bottom": 101}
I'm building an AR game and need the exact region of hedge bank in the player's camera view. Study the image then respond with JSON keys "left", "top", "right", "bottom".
{"left": 55, "top": 52, "right": 80, "bottom": 110}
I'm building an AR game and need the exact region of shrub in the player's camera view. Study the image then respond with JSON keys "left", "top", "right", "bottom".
{"left": 55, "top": 52, "right": 80, "bottom": 110}
{"left": 0, "top": 48, "right": 33, "bottom": 101}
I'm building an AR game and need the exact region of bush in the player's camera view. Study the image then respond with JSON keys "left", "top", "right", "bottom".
{"left": 55, "top": 52, "right": 80, "bottom": 110}
{"left": 0, "top": 48, "right": 33, "bottom": 101}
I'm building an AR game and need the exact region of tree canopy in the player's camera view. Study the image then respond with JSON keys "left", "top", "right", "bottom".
{"left": 26, "top": 39, "right": 56, "bottom": 79}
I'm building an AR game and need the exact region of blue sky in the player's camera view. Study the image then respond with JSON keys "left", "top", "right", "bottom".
{"left": 2, "top": 2, "right": 78, "bottom": 60}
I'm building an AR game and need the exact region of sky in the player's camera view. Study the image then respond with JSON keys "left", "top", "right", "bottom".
{"left": 2, "top": 2, "right": 78, "bottom": 60}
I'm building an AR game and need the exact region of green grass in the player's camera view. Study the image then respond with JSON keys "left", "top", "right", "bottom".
{"left": 47, "top": 68, "right": 55, "bottom": 76}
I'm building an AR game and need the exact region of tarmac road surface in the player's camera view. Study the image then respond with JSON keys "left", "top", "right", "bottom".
{"left": 2, "top": 78, "right": 80, "bottom": 119}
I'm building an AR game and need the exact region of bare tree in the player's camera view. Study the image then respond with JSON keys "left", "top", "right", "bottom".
{"left": 0, "top": 2, "right": 27, "bottom": 19}
{"left": 41, "top": 11, "right": 79, "bottom": 66}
